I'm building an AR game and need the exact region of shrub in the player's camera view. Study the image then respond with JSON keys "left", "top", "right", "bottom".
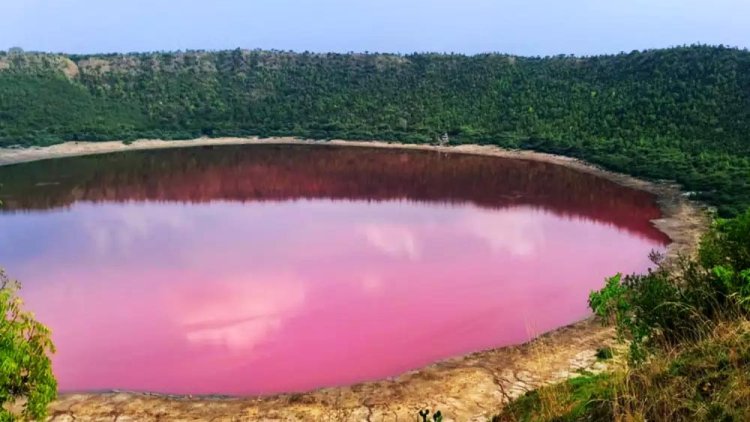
{"left": 589, "top": 210, "right": 750, "bottom": 364}
{"left": 0, "top": 269, "right": 57, "bottom": 421}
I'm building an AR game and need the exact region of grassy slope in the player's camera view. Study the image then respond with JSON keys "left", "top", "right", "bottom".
{"left": 496, "top": 320, "right": 750, "bottom": 422}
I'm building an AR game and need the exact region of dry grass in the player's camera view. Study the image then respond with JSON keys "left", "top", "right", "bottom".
{"left": 496, "top": 318, "right": 750, "bottom": 422}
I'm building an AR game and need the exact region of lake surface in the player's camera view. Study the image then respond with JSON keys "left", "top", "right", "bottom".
{"left": 0, "top": 144, "right": 669, "bottom": 395}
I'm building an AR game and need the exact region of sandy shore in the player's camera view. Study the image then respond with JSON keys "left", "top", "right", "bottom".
{"left": 1, "top": 137, "right": 709, "bottom": 421}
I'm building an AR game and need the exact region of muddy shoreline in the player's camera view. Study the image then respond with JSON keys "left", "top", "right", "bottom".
{"left": 0, "top": 137, "right": 709, "bottom": 421}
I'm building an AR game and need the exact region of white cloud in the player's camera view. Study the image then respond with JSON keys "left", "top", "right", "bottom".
{"left": 460, "top": 207, "right": 545, "bottom": 257}
{"left": 83, "top": 204, "right": 191, "bottom": 254}
{"left": 359, "top": 223, "right": 420, "bottom": 260}
{"left": 176, "top": 273, "right": 306, "bottom": 352}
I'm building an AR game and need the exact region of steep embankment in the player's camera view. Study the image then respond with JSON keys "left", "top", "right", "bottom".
{"left": 0, "top": 46, "right": 749, "bottom": 215}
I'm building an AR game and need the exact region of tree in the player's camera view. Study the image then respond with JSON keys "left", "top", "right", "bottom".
{"left": 0, "top": 269, "right": 57, "bottom": 421}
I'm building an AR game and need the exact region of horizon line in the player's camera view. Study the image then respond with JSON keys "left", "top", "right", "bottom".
{"left": 2, "top": 43, "right": 748, "bottom": 59}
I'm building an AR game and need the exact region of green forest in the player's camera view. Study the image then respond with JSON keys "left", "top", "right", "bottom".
{"left": 0, "top": 45, "right": 748, "bottom": 215}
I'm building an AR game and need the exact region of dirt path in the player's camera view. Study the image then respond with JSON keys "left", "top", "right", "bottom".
{"left": 0, "top": 137, "right": 709, "bottom": 421}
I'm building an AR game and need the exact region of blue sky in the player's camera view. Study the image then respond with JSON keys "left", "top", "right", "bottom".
{"left": 1, "top": 0, "right": 748, "bottom": 56}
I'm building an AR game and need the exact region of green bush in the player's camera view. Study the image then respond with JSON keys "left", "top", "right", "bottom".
{"left": 0, "top": 269, "right": 57, "bottom": 421}
{"left": 589, "top": 210, "right": 750, "bottom": 363}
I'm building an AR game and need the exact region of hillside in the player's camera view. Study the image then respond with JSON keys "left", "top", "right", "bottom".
{"left": 0, "top": 45, "right": 748, "bottom": 215}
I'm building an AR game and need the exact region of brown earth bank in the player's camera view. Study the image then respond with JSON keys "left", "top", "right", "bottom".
{"left": 0, "top": 138, "right": 709, "bottom": 421}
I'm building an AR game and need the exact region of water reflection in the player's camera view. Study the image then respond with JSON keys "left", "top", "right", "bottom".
{"left": 0, "top": 145, "right": 669, "bottom": 395}
{"left": 0, "top": 145, "right": 668, "bottom": 243}
{"left": 176, "top": 273, "right": 307, "bottom": 352}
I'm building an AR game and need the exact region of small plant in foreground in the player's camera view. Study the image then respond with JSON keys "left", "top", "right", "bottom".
{"left": 418, "top": 409, "right": 443, "bottom": 422}
{"left": 0, "top": 269, "right": 57, "bottom": 421}
{"left": 595, "top": 347, "right": 614, "bottom": 361}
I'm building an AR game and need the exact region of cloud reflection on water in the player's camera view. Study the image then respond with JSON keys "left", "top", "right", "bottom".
{"left": 359, "top": 223, "right": 421, "bottom": 260}
{"left": 460, "top": 207, "right": 545, "bottom": 257}
{"left": 0, "top": 145, "right": 670, "bottom": 395}
{"left": 0, "top": 200, "right": 666, "bottom": 395}
{"left": 177, "top": 273, "right": 307, "bottom": 352}
{"left": 83, "top": 204, "right": 192, "bottom": 255}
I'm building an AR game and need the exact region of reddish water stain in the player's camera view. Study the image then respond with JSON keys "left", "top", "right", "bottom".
{"left": 0, "top": 145, "right": 668, "bottom": 395}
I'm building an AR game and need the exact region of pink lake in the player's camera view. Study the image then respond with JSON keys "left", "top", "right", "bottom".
{"left": 0, "top": 145, "right": 669, "bottom": 395}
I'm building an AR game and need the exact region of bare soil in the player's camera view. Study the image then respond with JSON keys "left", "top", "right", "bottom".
{"left": 0, "top": 137, "right": 709, "bottom": 421}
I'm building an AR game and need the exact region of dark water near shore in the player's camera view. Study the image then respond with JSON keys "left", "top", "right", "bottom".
{"left": 0, "top": 145, "right": 668, "bottom": 395}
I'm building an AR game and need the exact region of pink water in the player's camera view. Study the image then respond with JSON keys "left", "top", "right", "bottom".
{"left": 0, "top": 145, "right": 668, "bottom": 395}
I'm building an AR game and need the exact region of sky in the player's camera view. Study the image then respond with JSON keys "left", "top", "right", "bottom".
{"left": 1, "top": 0, "right": 749, "bottom": 56}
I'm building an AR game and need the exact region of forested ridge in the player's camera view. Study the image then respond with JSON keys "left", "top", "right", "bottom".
{"left": 0, "top": 45, "right": 748, "bottom": 215}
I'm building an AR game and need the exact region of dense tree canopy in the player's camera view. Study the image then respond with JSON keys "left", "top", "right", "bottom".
{"left": 0, "top": 45, "right": 748, "bottom": 215}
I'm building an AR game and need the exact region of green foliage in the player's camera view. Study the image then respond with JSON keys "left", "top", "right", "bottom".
{"left": 589, "top": 210, "right": 750, "bottom": 364}
{"left": 700, "top": 214, "right": 750, "bottom": 277}
{"left": 494, "top": 373, "right": 617, "bottom": 421}
{"left": 0, "top": 270, "right": 57, "bottom": 421}
{"left": 588, "top": 274, "right": 629, "bottom": 332}
{"left": 594, "top": 347, "right": 614, "bottom": 361}
{"left": 0, "top": 45, "right": 749, "bottom": 215}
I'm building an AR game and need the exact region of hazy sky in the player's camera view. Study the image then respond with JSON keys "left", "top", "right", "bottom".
{"left": 2, "top": 0, "right": 748, "bottom": 56}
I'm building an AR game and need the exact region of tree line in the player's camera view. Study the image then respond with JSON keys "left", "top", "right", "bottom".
{"left": 0, "top": 45, "right": 748, "bottom": 215}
